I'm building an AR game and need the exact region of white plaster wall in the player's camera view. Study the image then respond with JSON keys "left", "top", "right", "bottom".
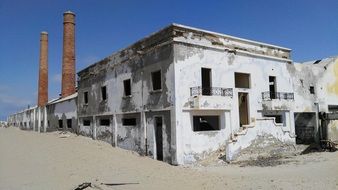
{"left": 226, "top": 117, "right": 295, "bottom": 160}
{"left": 52, "top": 99, "right": 77, "bottom": 119}
{"left": 173, "top": 42, "right": 295, "bottom": 164}
{"left": 316, "top": 58, "right": 338, "bottom": 111}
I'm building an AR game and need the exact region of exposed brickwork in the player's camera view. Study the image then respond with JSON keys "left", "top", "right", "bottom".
{"left": 38, "top": 32, "right": 48, "bottom": 107}
{"left": 61, "top": 11, "right": 76, "bottom": 98}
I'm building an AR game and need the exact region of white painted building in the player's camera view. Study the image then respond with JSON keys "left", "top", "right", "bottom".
{"left": 7, "top": 24, "right": 338, "bottom": 165}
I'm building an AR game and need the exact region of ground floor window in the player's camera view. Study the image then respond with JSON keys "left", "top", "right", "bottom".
{"left": 67, "top": 119, "right": 72, "bottom": 128}
{"left": 83, "top": 120, "right": 91, "bottom": 126}
{"left": 122, "top": 118, "right": 136, "bottom": 126}
{"left": 328, "top": 105, "right": 338, "bottom": 112}
{"left": 264, "top": 114, "right": 283, "bottom": 124}
{"left": 58, "top": 120, "right": 63, "bottom": 128}
{"left": 100, "top": 119, "right": 110, "bottom": 126}
{"left": 193, "top": 115, "right": 220, "bottom": 131}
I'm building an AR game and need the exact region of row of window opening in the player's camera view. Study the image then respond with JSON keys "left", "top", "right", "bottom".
{"left": 83, "top": 70, "right": 162, "bottom": 104}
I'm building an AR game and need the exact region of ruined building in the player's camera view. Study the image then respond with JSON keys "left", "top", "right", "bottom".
{"left": 7, "top": 13, "right": 338, "bottom": 165}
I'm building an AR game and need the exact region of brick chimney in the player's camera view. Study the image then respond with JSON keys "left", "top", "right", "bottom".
{"left": 61, "top": 11, "right": 76, "bottom": 98}
{"left": 38, "top": 31, "right": 48, "bottom": 106}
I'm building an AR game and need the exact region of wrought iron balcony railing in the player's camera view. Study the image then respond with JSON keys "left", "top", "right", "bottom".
{"left": 262, "top": 91, "right": 294, "bottom": 101}
{"left": 190, "top": 86, "right": 233, "bottom": 97}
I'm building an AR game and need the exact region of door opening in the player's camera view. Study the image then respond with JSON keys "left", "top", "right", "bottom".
{"left": 154, "top": 116, "right": 163, "bottom": 161}
{"left": 201, "top": 68, "right": 211, "bottom": 95}
{"left": 269, "top": 76, "right": 276, "bottom": 99}
{"left": 238, "top": 92, "right": 249, "bottom": 126}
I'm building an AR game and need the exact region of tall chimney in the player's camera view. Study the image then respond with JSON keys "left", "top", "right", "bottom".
{"left": 38, "top": 31, "right": 48, "bottom": 106}
{"left": 61, "top": 11, "right": 76, "bottom": 98}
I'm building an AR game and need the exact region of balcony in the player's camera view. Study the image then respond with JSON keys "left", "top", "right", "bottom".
{"left": 262, "top": 91, "right": 294, "bottom": 110}
{"left": 188, "top": 87, "right": 233, "bottom": 110}
{"left": 262, "top": 91, "right": 294, "bottom": 101}
{"left": 190, "top": 86, "right": 233, "bottom": 97}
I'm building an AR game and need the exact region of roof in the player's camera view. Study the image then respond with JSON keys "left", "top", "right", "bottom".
{"left": 172, "top": 23, "right": 291, "bottom": 51}
{"left": 78, "top": 23, "right": 292, "bottom": 75}
{"left": 301, "top": 55, "right": 338, "bottom": 67}
{"left": 47, "top": 92, "right": 78, "bottom": 105}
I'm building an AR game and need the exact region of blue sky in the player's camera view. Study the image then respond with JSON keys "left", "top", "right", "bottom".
{"left": 0, "top": 0, "right": 337, "bottom": 120}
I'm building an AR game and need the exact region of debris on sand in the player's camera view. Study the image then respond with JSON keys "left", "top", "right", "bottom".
{"left": 74, "top": 181, "right": 139, "bottom": 190}
{"left": 74, "top": 182, "right": 91, "bottom": 190}
{"left": 235, "top": 155, "right": 293, "bottom": 167}
{"left": 58, "top": 131, "right": 71, "bottom": 138}
{"left": 232, "top": 135, "right": 307, "bottom": 167}
{"left": 196, "top": 135, "right": 309, "bottom": 167}
{"left": 194, "top": 146, "right": 228, "bottom": 167}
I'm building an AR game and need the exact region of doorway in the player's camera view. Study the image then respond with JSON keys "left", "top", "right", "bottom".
{"left": 201, "top": 68, "right": 211, "bottom": 95}
{"left": 269, "top": 76, "right": 276, "bottom": 99}
{"left": 238, "top": 92, "right": 249, "bottom": 126}
{"left": 154, "top": 116, "right": 163, "bottom": 161}
{"left": 294, "top": 112, "right": 316, "bottom": 144}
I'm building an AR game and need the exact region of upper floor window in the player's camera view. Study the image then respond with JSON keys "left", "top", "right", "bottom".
{"left": 123, "top": 79, "right": 131, "bottom": 96}
{"left": 84, "top": 91, "right": 88, "bottom": 104}
{"left": 235, "top": 72, "right": 250, "bottom": 88}
{"left": 201, "top": 68, "right": 212, "bottom": 95}
{"left": 151, "top": 70, "right": 162, "bottom": 91}
{"left": 309, "top": 86, "right": 315, "bottom": 94}
{"left": 101, "top": 86, "right": 107, "bottom": 101}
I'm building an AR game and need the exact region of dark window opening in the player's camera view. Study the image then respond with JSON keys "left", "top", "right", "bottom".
{"left": 269, "top": 76, "right": 277, "bottom": 99}
{"left": 328, "top": 105, "right": 338, "bottom": 112}
{"left": 201, "top": 68, "right": 212, "bottom": 95}
{"left": 123, "top": 79, "right": 131, "bottom": 96}
{"left": 67, "top": 119, "right": 72, "bottom": 128}
{"left": 235, "top": 72, "right": 250, "bottom": 88}
{"left": 309, "top": 86, "right": 315, "bottom": 94}
{"left": 151, "top": 70, "right": 162, "bottom": 90}
{"left": 122, "top": 118, "right": 137, "bottom": 126}
{"left": 58, "top": 120, "right": 63, "bottom": 128}
{"left": 84, "top": 92, "right": 88, "bottom": 104}
{"left": 101, "top": 86, "right": 107, "bottom": 101}
{"left": 193, "top": 116, "right": 220, "bottom": 131}
{"left": 265, "top": 114, "right": 283, "bottom": 124}
{"left": 83, "top": 120, "right": 91, "bottom": 126}
{"left": 100, "top": 119, "right": 110, "bottom": 126}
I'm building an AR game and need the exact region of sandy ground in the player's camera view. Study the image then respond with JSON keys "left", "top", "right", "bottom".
{"left": 0, "top": 127, "right": 337, "bottom": 190}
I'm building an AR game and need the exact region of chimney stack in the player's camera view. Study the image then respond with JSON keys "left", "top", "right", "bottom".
{"left": 38, "top": 31, "right": 48, "bottom": 106}
{"left": 61, "top": 11, "right": 76, "bottom": 98}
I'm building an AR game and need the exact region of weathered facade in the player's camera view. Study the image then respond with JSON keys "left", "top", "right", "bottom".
{"left": 291, "top": 57, "right": 338, "bottom": 144}
{"left": 7, "top": 23, "right": 338, "bottom": 165}
{"left": 46, "top": 93, "right": 78, "bottom": 132}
